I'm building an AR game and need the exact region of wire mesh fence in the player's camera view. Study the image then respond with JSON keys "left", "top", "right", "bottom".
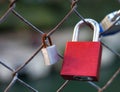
{"left": 0, "top": 0, "right": 120, "bottom": 92}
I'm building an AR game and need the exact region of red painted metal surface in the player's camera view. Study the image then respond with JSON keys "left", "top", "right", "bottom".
{"left": 60, "top": 42, "right": 102, "bottom": 81}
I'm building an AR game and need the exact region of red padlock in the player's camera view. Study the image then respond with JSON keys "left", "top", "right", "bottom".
{"left": 60, "top": 19, "right": 102, "bottom": 81}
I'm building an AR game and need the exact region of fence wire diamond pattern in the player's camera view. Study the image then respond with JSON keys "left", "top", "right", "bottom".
{"left": 0, "top": 0, "right": 120, "bottom": 92}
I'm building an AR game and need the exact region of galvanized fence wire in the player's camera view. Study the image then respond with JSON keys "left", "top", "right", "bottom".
{"left": 0, "top": 61, "right": 38, "bottom": 92}
{"left": 0, "top": 0, "right": 120, "bottom": 92}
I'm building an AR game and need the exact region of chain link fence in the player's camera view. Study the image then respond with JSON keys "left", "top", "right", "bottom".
{"left": 0, "top": 0, "right": 120, "bottom": 92}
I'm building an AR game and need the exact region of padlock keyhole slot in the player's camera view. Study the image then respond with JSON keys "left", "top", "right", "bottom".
{"left": 73, "top": 76, "right": 93, "bottom": 81}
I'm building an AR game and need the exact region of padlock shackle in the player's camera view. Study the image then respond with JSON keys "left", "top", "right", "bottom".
{"left": 111, "top": 9, "right": 120, "bottom": 21}
{"left": 42, "top": 34, "right": 52, "bottom": 48}
{"left": 100, "top": 9, "right": 120, "bottom": 36}
{"left": 72, "top": 19, "right": 100, "bottom": 42}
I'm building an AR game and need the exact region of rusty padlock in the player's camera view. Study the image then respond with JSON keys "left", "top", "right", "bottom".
{"left": 100, "top": 9, "right": 120, "bottom": 36}
{"left": 60, "top": 19, "right": 102, "bottom": 81}
{"left": 41, "top": 34, "right": 60, "bottom": 65}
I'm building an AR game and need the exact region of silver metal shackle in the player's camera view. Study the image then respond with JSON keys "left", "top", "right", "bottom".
{"left": 72, "top": 18, "right": 100, "bottom": 42}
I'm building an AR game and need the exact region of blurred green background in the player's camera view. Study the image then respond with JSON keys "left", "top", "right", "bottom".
{"left": 0, "top": 0, "right": 120, "bottom": 31}
{"left": 0, "top": 0, "right": 120, "bottom": 92}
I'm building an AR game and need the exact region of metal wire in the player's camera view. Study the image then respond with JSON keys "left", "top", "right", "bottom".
{"left": 57, "top": 80, "right": 70, "bottom": 92}
{"left": 101, "top": 41, "right": 120, "bottom": 58}
{"left": 0, "top": 1, "right": 15, "bottom": 24}
{"left": 0, "top": 0, "right": 120, "bottom": 92}
{"left": 88, "top": 81, "right": 101, "bottom": 90}
{"left": 12, "top": 9, "right": 44, "bottom": 35}
{"left": 4, "top": 74, "right": 18, "bottom": 92}
{"left": 98, "top": 67, "right": 120, "bottom": 92}
{"left": 0, "top": 61, "right": 14, "bottom": 72}
{"left": 17, "top": 78, "right": 39, "bottom": 92}
{"left": 0, "top": 60, "right": 38, "bottom": 92}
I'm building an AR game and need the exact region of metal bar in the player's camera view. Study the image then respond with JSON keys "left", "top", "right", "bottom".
{"left": 4, "top": 75, "right": 18, "bottom": 92}
{"left": 101, "top": 41, "right": 120, "bottom": 57}
{"left": 73, "top": 9, "right": 91, "bottom": 28}
{"left": 12, "top": 9, "right": 44, "bottom": 35}
{"left": 47, "top": 3, "right": 76, "bottom": 36}
{"left": 0, "top": 61, "right": 14, "bottom": 72}
{"left": 100, "top": 67, "right": 120, "bottom": 92}
{"left": 88, "top": 81, "right": 101, "bottom": 90}
{"left": 13, "top": 0, "right": 77, "bottom": 74}
{"left": 0, "top": 3, "right": 15, "bottom": 24}
{"left": 17, "top": 78, "right": 38, "bottom": 92}
{"left": 56, "top": 80, "right": 70, "bottom": 92}
{"left": 14, "top": 45, "right": 43, "bottom": 74}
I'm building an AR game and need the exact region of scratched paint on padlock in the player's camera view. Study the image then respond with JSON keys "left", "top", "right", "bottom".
{"left": 61, "top": 42, "right": 102, "bottom": 81}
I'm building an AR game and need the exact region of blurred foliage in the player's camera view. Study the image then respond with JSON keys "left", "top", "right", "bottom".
{"left": 0, "top": 0, "right": 120, "bottom": 31}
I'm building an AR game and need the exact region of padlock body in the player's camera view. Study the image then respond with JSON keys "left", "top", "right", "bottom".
{"left": 100, "top": 11, "right": 120, "bottom": 35}
{"left": 60, "top": 42, "right": 102, "bottom": 81}
{"left": 41, "top": 45, "right": 59, "bottom": 65}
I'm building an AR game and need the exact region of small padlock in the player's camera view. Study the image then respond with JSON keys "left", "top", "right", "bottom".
{"left": 100, "top": 9, "right": 120, "bottom": 36}
{"left": 41, "top": 34, "right": 60, "bottom": 65}
{"left": 60, "top": 19, "right": 102, "bottom": 81}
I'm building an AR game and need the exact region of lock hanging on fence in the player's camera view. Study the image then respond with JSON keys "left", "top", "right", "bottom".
{"left": 100, "top": 9, "right": 120, "bottom": 36}
{"left": 41, "top": 34, "right": 60, "bottom": 65}
{"left": 60, "top": 19, "right": 102, "bottom": 81}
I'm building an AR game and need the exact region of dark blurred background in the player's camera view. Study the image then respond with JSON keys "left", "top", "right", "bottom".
{"left": 0, "top": 0, "right": 120, "bottom": 92}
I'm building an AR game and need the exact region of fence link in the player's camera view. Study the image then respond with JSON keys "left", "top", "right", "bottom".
{"left": 0, "top": 0, "right": 120, "bottom": 92}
